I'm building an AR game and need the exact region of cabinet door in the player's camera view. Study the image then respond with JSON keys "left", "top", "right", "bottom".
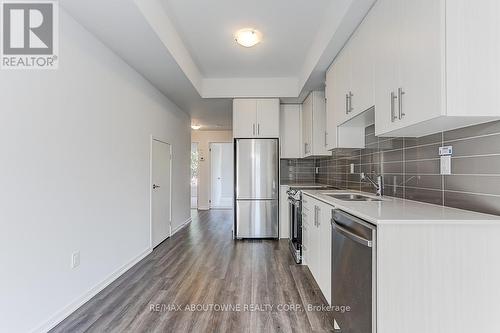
{"left": 325, "top": 65, "right": 338, "bottom": 150}
{"left": 301, "top": 196, "right": 312, "bottom": 265}
{"left": 233, "top": 99, "right": 256, "bottom": 138}
{"left": 397, "top": 0, "right": 444, "bottom": 128}
{"left": 350, "top": 12, "right": 375, "bottom": 117}
{"left": 332, "top": 49, "right": 352, "bottom": 126}
{"left": 309, "top": 203, "right": 321, "bottom": 283}
{"left": 279, "top": 186, "right": 289, "bottom": 238}
{"left": 256, "top": 99, "right": 280, "bottom": 137}
{"left": 319, "top": 202, "right": 332, "bottom": 305}
{"left": 280, "top": 104, "right": 302, "bottom": 158}
{"left": 311, "top": 91, "right": 330, "bottom": 156}
{"left": 302, "top": 218, "right": 310, "bottom": 265}
{"left": 372, "top": 0, "right": 400, "bottom": 136}
{"left": 301, "top": 93, "right": 313, "bottom": 157}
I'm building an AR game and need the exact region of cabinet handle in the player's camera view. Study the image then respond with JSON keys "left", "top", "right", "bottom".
{"left": 345, "top": 94, "right": 349, "bottom": 114}
{"left": 348, "top": 91, "right": 354, "bottom": 113}
{"left": 314, "top": 206, "right": 319, "bottom": 227}
{"left": 325, "top": 132, "right": 328, "bottom": 146}
{"left": 390, "top": 92, "right": 397, "bottom": 122}
{"left": 258, "top": 123, "right": 260, "bottom": 135}
{"left": 253, "top": 123, "right": 256, "bottom": 135}
{"left": 398, "top": 88, "right": 405, "bottom": 120}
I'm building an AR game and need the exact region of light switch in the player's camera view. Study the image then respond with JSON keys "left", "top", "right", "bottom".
{"left": 439, "top": 146, "right": 453, "bottom": 156}
{"left": 440, "top": 156, "right": 451, "bottom": 175}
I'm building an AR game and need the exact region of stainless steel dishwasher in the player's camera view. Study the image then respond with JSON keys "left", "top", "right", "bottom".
{"left": 331, "top": 209, "right": 376, "bottom": 333}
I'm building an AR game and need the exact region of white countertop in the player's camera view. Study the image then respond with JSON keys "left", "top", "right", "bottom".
{"left": 302, "top": 189, "right": 500, "bottom": 225}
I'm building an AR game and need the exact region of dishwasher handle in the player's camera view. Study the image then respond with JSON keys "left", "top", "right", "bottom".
{"left": 332, "top": 221, "right": 373, "bottom": 248}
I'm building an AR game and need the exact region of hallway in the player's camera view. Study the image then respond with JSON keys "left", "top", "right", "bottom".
{"left": 52, "top": 210, "right": 335, "bottom": 333}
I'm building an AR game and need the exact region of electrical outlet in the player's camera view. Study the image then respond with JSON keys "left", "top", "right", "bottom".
{"left": 71, "top": 251, "right": 80, "bottom": 269}
{"left": 440, "top": 156, "right": 452, "bottom": 175}
{"left": 350, "top": 163, "right": 355, "bottom": 174}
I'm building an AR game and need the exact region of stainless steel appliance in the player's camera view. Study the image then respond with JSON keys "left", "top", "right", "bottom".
{"left": 288, "top": 188, "right": 302, "bottom": 263}
{"left": 331, "top": 209, "right": 377, "bottom": 333}
{"left": 287, "top": 184, "right": 334, "bottom": 264}
{"left": 234, "top": 139, "right": 279, "bottom": 238}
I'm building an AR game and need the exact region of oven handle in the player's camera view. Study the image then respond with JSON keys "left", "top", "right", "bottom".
{"left": 332, "top": 220, "right": 373, "bottom": 248}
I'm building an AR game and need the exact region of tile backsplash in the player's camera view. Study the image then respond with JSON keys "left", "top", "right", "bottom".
{"left": 280, "top": 158, "right": 317, "bottom": 184}
{"left": 315, "top": 120, "right": 500, "bottom": 216}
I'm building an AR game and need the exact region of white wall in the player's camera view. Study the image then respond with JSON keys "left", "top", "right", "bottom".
{"left": 191, "top": 131, "right": 232, "bottom": 209}
{"left": 0, "top": 9, "right": 190, "bottom": 333}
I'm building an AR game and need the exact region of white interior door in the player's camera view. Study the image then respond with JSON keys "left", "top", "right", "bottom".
{"left": 152, "top": 139, "right": 171, "bottom": 247}
{"left": 191, "top": 142, "right": 198, "bottom": 209}
{"left": 210, "top": 143, "right": 233, "bottom": 209}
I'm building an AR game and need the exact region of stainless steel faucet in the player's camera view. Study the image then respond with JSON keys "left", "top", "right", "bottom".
{"left": 360, "top": 172, "right": 384, "bottom": 196}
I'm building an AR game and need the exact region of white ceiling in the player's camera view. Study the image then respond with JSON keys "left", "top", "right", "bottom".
{"left": 161, "top": 0, "right": 333, "bottom": 78}
{"left": 60, "top": 0, "right": 376, "bottom": 130}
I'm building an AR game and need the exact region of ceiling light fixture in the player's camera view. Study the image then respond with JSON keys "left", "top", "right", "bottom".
{"left": 191, "top": 124, "right": 201, "bottom": 130}
{"left": 235, "top": 28, "right": 262, "bottom": 48}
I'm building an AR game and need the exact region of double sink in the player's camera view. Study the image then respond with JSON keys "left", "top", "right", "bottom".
{"left": 325, "top": 193, "right": 383, "bottom": 202}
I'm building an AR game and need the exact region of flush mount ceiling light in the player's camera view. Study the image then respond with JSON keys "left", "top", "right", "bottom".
{"left": 235, "top": 28, "right": 262, "bottom": 48}
{"left": 191, "top": 124, "right": 201, "bottom": 130}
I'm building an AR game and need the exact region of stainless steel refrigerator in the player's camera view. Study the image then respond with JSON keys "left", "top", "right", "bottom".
{"left": 234, "top": 139, "right": 279, "bottom": 239}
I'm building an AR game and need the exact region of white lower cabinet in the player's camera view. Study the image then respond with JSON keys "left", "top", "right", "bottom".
{"left": 301, "top": 196, "right": 312, "bottom": 265}
{"left": 279, "top": 186, "right": 289, "bottom": 238}
{"left": 302, "top": 194, "right": 332, "bottom": 305}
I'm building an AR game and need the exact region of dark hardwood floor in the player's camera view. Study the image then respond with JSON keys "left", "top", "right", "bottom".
{"left": 51, "top": 210, "right": 335, "bottom": 333}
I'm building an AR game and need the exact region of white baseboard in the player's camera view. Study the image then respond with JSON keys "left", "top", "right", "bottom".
{"left": 32, "top": 247, "right": 152, "bottom": 333}
{"left": 171, "top": 217, "right": 192, "bottom": 236}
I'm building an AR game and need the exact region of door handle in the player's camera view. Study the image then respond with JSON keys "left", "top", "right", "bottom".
{"left": 332, "top": 220, "right": 373, "bottom": 247}
{"left": 153, "top": 184, "right": 161, "bottom": 189}
{"left": 398, "top": 87, "right": 405, "bottom": 120}
{"left": 390, "top": 91, "right": 397, "bottom": 122}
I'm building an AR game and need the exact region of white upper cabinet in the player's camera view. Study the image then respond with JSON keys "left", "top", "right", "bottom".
{"left": 233, "top": 99, "right": 257, "bottom": 138}
{"left": 372, "top": 0, "right": 500, "bottom": 137}
{"left": 372, "top": 0, "right": 400, "bottom": 136}
{"left": 373, "top": 0, "right": 443, "bottom": 136}
{"left": 280, "top": 104, "right": 302, "bottom": 159}
{"left": 350, "top": 9, "right": 376, "bottom": 117}
{"left": 233, "top": 98, "right": 279, "bottom": 138}
{"left": 301, "top": 91, "right": 330, "bottom": 157}
{"left": 256, "top": 99, "right": 280, "bottom": 137}
{"left": 445, "top": 0, "right": 500, "bottom": 119}
{"left": 325, "top": 23, "right": 372, "bottom": 150}
{"left": 325, "top": 65, "right": 337, "bottom": 150}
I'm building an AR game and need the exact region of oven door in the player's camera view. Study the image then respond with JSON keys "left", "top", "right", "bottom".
{"left": 288, "top": 197, "right": 302, "bottom": 263}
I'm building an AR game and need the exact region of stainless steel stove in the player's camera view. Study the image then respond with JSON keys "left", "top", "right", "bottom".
{"left": 287, "top": 184, "right": 334, "bottom": 264}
